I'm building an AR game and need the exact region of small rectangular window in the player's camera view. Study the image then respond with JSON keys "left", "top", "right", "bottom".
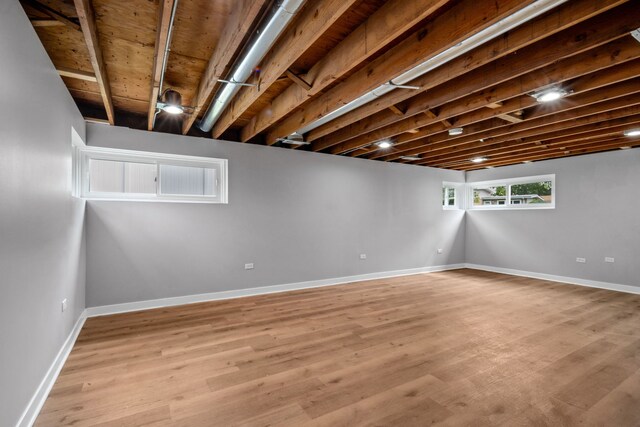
{"left": 468, "top": 174, "right": 555, "bottom": 210}
{"left": 472, "top": 185, "right": 507, "bottom": 207}
{"left": 442, "top": 182, "right": 463, "bottom": 210}
{"left": 78, "top": 147, "right": 228, "bottom": 203}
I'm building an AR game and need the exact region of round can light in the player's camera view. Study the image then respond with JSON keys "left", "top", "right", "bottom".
{"left": 471, "top": 157, "right": 487, "bottom": 163}
{"left": 376, "top": 140, "right": 393, "bottom": 149}
{"left": 623, "top": 129, "right": 640, "bottom": 137}
{"left": 162, "top": 104, "right": 184, "bottom": 115}
{"left": 532, "top": 87, "right": 567, "bottom": 103}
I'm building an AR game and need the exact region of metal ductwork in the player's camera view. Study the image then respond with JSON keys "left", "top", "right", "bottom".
{"left": 295, "top": 0, "right": 568, "bottom": 136}
{"left": 197, "top": 0, "right": 306, "bottom": 132}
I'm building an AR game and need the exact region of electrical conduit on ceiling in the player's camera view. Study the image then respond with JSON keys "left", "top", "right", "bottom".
{"left": 293, "top": 0, "right": 568, "bottom": 138}
{"left": 197, "top": 0, "right": 307, "bottom": 133}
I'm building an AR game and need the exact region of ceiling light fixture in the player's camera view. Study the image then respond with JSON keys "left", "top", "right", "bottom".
{"left": 278, "top": 132, "right": 309, "bottom": 145}
{"left": 400, "top": 155, "right": 422, "bottom": 161}
{"left": 531, "top": 87, "right": 568, "bottom": 103}
{"left": 620, "top": 146, "right": 632, "bottom": 150}
{"left": 376, "top": 140, "right": 394, "bottom": 149}
{"left": 471, "top": 157, "right": 487, "bottom": 163}
{"left": 158, "top": 89, "right": 184, "bottom": 115}
{"left": 448, "top": 127, "right": 464, "bottom": 136}
{"left": 623, "top": 129, "right": 640, "bottom": 137}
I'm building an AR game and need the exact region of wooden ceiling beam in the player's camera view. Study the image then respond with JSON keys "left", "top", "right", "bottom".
{"left": 57, "top": 66, "right": 97, "bottom": 82}
{"left": 241, "top": 0, "right": 449, "bottom": 143}
{"left": 147, "top": 0, "right": 176, "bottom": 130}
{"left": 30, "top": 19, "right": 65, "bottom": 27}
{"left": 285, "top": 70, "right": 312, "bottom": 91}
{"left": 410, "top": 101, "right": 640, "bottom": 165}
{"left": 427, "top": 120, "right": 640, "bottom": 167}
{"left": 265, "top": 0, "right": 539, "bottom": 145}
{"left": 457, "top": 138, "right": 638, "bottom": 170}
{"left": 181, "top": 0, "right": 265, "bottom": 135}
{"left": 368, "top": 43, "right": 640, "bottom": 161}
{"left": 307, "top": 0, "right": 629, "bottom": 146}
{"left": 434, "top": 133, "right": 633, "bottom": 169}
{"left": 73, "top": 0, "right": 115, "bottom": 125}
{"left": 378, "top": 92, "right": 640, "bottom": 163}
{"left": 317, "top": 6, "right": 640, "bottom": 154}
{"left": 209, "top": 0, "right": 361, "bottom": 139}
{"left": 23, "top": 0, "right": 80, "bottom": 31}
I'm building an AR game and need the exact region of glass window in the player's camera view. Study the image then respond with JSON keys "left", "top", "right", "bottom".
{"left": 472, "top": 185, "right": 507, "bottom": 207}
{"left": 468, "top": 175, "right": 555, "bottom": 210}
{"left": 79, "top": 148, "right": 228, "bottom": 203}
{"left": 510, "top": 180, "right": 553, "bottom": 205}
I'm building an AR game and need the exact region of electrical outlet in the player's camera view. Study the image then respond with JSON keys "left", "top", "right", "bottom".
{"left": 605, "top": 257, "right": 615, "bottom": 263}
{"left": 244, "top": 263, "right": 254, "bottom": 270}
{"left": 576, "top": 257, "right": 586, "bottom": 263}
{"left": 61, "top": 299, "right": 67, "bottom": 313}
{"left": 437, "top": 248, "right": 443, "bottom": 254}
{"left": 359, "top": 254, "right": 367, "bottom": 260}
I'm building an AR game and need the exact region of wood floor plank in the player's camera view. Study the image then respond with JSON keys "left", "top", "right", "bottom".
{"left": 35, "top": 269, "right": 640, "bottom": 426}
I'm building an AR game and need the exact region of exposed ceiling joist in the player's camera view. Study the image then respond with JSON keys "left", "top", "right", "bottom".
{"left": 312, "top": 1, "right": 636, "bottom": 153}
{"left": 266, "top": 0, "right": 536, "bottom": 145}
{"left": 210, "top": 0, "right": 362, "bottom": 139}
{"left": 241, "top": 0, "right": 450, "bottom": 143}
{"left": 308, "top": 0, "right": 628, "bottom": 144}
{"left": 57, "top": 66, "right": 97, "bottom": 82}
{"left": 181, "top": 0, "right": 266, "bottom": 135}
{"left": 23, "top": 0, "right": 80, "bottom": 31}
{"left": 73, "top": 0, "right": 115, "bottom": 125}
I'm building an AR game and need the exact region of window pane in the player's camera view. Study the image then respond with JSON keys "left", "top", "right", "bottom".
{"left": 160, "top": 164, "right": 218, "bottom": 196}
{"left": 89, "top": 159, "right": 156, "bottom": 194}
{"left": 510, "top": 180, "right": 552, "bottom": 205}
{"left": 124, "top": 162, "right": 157, "bottom": 194}
{"left": 473, "top": 185, "right": 506, "bottom": 206}
{"left": 90, "top": 159, "right": 124, "bottom": 193}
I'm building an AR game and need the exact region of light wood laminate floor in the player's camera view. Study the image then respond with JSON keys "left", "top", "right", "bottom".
{"left": 36, "top": 269, "right": 640, "bottom": 426}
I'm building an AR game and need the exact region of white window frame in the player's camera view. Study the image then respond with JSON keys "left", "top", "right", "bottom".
{"left": 467, "top": 174, "right": 555, "bottom": 210}
{"left": 442, "top": 181, "right": 464, "bottom": 210}
{"left": 77, "top": 146, "right": 228, "bottom": 203}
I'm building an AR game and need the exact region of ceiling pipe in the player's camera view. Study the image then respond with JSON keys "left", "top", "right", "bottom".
{"left": 294, "top": 0, "right": 567, "bottom": 137}
{"left": 197, "top": 0, "right": 306, "bottom": 133}
{"left": 151, "top": 0, "right": 180, "bottom": 130}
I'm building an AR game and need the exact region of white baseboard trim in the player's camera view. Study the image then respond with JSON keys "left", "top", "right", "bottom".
{"left": 465, "top": 263, "right": 640, "bottom": 295}
{"left": 17, "top": 311, "right": 87, "bottom": 427}
{"left": 85, "top": 264, "right": 466, "bottom": 317}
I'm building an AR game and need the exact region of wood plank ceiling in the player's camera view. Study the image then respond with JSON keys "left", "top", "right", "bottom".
{"left": 21, "top": 0, "right": 640, "bottom": 170}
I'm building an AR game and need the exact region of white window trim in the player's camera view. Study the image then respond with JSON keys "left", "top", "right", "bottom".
{"left": 77, "top": 146, "right": 228, "bottom": 203}
{"left": 442, "top": 181, "right": 465, "bottom": 210}
{"left": 467, "top": 174, "right": 555, "bottom": 210}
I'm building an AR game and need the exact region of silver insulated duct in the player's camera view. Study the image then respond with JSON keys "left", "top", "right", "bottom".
{"left": 197, "top": 0, "right": 306, "bottom": 132}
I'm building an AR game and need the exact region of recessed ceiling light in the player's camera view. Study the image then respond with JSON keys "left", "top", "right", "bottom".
{"left": 448, "top": 127, "right": 464, "bottom": 136}
{"left": 623, "top": 129, "right": 640, "bottom": 137}
{"left": 471, "top": 157, "right": 487, "bottom": 163}
{"left": 531, "top": 87, "right": 567, "bottom": 103}
{"left": 400, "top": 155, "right": 421, "bottom": 161}
{"left": 376, "top": 140, "right": 393, "bottom": 149}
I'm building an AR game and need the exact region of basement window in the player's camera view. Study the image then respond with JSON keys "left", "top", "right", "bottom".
{"left": 468, "top": 174, "right": 555, "bottom": 210}
{"left": 442, "top": 182, "right": 463, "bottom": 210}
{"left": 78, "top": 147, "right": 228, "bottom": 203}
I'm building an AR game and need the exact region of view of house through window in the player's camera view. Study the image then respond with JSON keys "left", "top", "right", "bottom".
{"left": 468, "top": 175, "right": 555, "bottom": 209}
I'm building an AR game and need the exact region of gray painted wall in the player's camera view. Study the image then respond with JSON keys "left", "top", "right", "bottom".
{"left": 85, "top": 124, "right": 466, "bottom": 307}
{"left": 0, "top": 2, "right": 86, "bottom": 425}
{"left": 465, "top": 149, "right": 640, "bottom": 288}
